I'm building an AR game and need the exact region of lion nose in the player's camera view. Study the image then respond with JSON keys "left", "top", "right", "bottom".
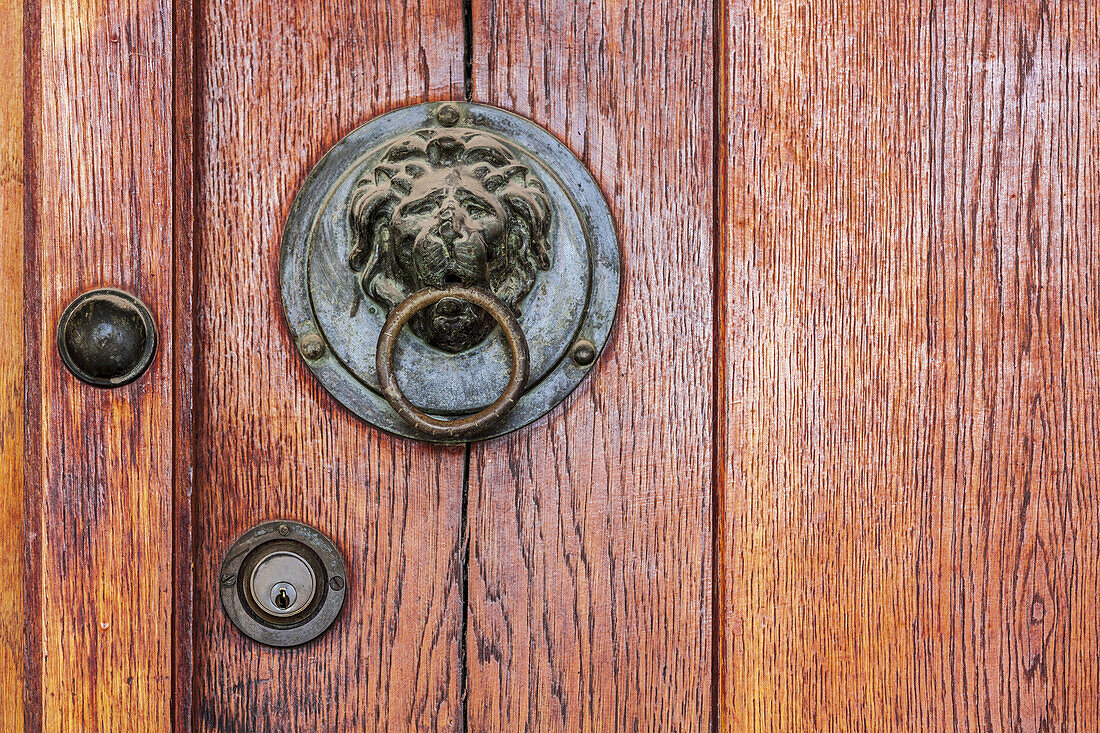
{"left": 438, "top": 219, "right": 456, "bottom": 240}
{"left": 437, "top": 297, "right": 464, "bottom": 316}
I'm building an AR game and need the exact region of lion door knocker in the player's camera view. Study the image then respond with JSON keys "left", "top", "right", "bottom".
{"left": 281, "top": 102, "right": 620, "bottom": 443}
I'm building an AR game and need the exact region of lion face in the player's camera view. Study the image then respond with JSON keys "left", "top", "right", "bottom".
{"left": 347, "top": 129, "right": 552, "bottom": 353}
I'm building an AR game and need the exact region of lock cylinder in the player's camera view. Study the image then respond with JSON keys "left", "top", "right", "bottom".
{"left": 243, "top": 544, "right": 319, "bottom": 621}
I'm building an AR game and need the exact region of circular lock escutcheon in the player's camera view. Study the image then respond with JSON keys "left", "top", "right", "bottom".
{"left": 219, "top": 520, "right": 346, "bottom": 648}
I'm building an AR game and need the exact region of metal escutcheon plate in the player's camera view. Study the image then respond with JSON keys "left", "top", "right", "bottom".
{"left": 219, "top": 520, "right": 347, "bottom": 648}
{"left": 281, "top": 102, "right": 620, "bottom": 443}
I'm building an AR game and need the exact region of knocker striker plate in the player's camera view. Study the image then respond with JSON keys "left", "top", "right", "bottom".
{"left": 280, "top": 102, "right": 620, "bottom": 443}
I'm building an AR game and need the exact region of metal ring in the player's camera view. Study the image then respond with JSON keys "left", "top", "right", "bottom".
{"left": 376, "top": 287, "right": 530, "bottom": 440}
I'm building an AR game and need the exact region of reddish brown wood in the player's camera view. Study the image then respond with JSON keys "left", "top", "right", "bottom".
{"left": 467, "top": 2, "right": 715, "bottom": 729}
{"left": 720, "top": 0, "right": 1100, "bottom": 729}
{"left": 190, "top": 2, "right": 467, "bottom": 730}
{"left": 0, "top": 0, "right": 24, "bottom": 727}
{"left": 14, "top": 0, "right": 1098, "bottom": 728}
{"left": 921, "top": 2, "right": 1100, "bottom": 728}
{"left": 720, "top": 3, "right": 931, "bottom": 727}
{"left": 21, "top": 1, "right": 41, "bottom": 726}
{"left": 24, "top": 0, "right": 182, "bottom": 727}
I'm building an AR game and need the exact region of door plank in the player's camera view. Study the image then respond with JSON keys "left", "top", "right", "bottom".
{"left": 25, "top": 0, "right": 182, "bottom": 728}
{"left": 924, "top": 1, "right": 1099, "bottom": 728}
{"left": 468, "top": 2, "right": 715, "bottom": 729}
{"left": 191, "top": 2, "right": 467, "bottom": 730}
{"left": 720, "top": 0, "right": 1100, "bottom": 729}
{"left": 0, "top": 0, "right": 23, "bottom": 727}
{"left": 720, "top": 3, "right": 931, "bottom": 727}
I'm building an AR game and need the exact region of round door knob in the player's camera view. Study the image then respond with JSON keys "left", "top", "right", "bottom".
{"left": 57, "top": 288, "right": 157, "bottom": 387}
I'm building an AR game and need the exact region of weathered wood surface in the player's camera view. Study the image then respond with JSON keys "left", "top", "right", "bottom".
{"left": 24, "top": 0, "right": 181, "bottom": 728}
{"left": 922, "top": 2, "right": 1099, "bottom": 728}
{"left": 0, "top": 0, "right": 23, "bottom": 728}
{"left": 190, "top": 1, "right": 467, "bottom": 730}
{"left": 12, "top": 0, "right": 1100, "bottom": 729}
{"left": 467, "top": 1, "right": 715, "bottom": 730}
{"left": 720, "top": 1, "right": 1100, "bottom": 730}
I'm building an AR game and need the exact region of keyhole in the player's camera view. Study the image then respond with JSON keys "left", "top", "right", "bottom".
{"left": 266, "top": 580, "right": 298, "bottom": 615}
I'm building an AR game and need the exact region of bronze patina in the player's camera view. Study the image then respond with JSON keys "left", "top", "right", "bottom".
{"left": 347, "top": 126, "right": 552, "bottom": 353}
{"left": 280, "top": 102, "right": 620, "bottom": 443}
{"left": 376, "top": 286, "right": 530, "bottom": 440}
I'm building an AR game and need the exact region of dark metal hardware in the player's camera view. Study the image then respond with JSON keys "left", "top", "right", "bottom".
{"left": 377, "top": 286, "right": 530, "bottom": 439}
{"left": 57, "top": 288, "right": 157, "bottom": 388}
{"left": 570, "top": 339, "right": 597, "bottom": 367}
{"left": 219, "top": 520, "right": 346, "bottom": 648}
{"left": 281, "top": 102, "right": 620, "bottom": 443}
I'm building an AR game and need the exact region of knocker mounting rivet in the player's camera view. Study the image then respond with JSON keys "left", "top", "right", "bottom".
{"left": 570, "top": 339, "right": 597, "bottom": 367}
{"left": 377, "top": 287, "right": 529, "bottom": 440}
{"left": 281, "top": 102, "right": 620, "bottom": 442}
{"left": 298, "top": 333, "right": 326, "bottom": 360}
{"left": 435, "top": 103, "right": 461, "bottom": 127}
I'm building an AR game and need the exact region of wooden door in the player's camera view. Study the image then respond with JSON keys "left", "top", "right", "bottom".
{"left": 6, "top": 0, "right": 1098, "bottom": 731}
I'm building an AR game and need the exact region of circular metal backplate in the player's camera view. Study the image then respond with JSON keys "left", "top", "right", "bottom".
{"left": 281, "top": 102, "right": 620, "bottom": 442}
{"left": 219, "top": 520, "right": 347, "bottom": 648}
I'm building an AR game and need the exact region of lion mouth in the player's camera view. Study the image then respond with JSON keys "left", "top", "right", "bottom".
{"left": 420, "top": 297, "right": 492, "bottom": 353}
{"left": 430, "top": 261, "right": 483, "bottom": 290}
{"left": 430, "top": 298, "right": 478, "bottom": 330}
{"left": 414, "top": 230, "right": 487, "bottom": 288}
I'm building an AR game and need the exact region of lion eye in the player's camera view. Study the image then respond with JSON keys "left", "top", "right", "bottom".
{"left": 465, "top": 202, "right": 491, "bottom": 219}
{"left": 402, "top": 198, "right": 437, "bottom": 216}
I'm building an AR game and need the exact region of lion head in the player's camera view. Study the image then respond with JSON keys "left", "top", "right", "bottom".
{"left": 347, "top": 128, "right": 553, "bottom": 353}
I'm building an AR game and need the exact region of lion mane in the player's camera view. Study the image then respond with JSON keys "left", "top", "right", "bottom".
{"left": 346, "top": 128, "right": 553, "bottom": 316}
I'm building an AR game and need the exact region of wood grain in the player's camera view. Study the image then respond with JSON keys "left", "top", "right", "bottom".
{"left": 721, "top": 2, "right": 931, "bottom": 726}
{"left": 25, "top": 0, "right": 181, "bottom": 727}
{"left": 467, "top": 1, "right": 715, "bottom": 730}
{"left": 0, "top": 0, "right": 23, "bottom": 727}
{"left": 922, "top": 1, "right": 1100, "bottom": 728}
{"left": 190, "top": 2, "right": 467, "bottom": 730}
{"left": 720, "top": 0, "right": 1099, "bottom": 730}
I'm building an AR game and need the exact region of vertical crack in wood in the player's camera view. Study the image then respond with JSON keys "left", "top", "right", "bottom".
{"left": 710, "top": 0, "right": 726, "bottom": 729}
{"left": 21, "top": 0, "right": 42, "bottom": 725}
{"left": 462, "top": 0, "right": 473, "bottom": 101}
{"left": 459, "top": 9, "right": 474, "bottom": 730}
{"left": 171, "top": 0, "right": 198, "bottom": 727}
{"left": 459, "top": 441, "right": 471, "bottom": 732}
